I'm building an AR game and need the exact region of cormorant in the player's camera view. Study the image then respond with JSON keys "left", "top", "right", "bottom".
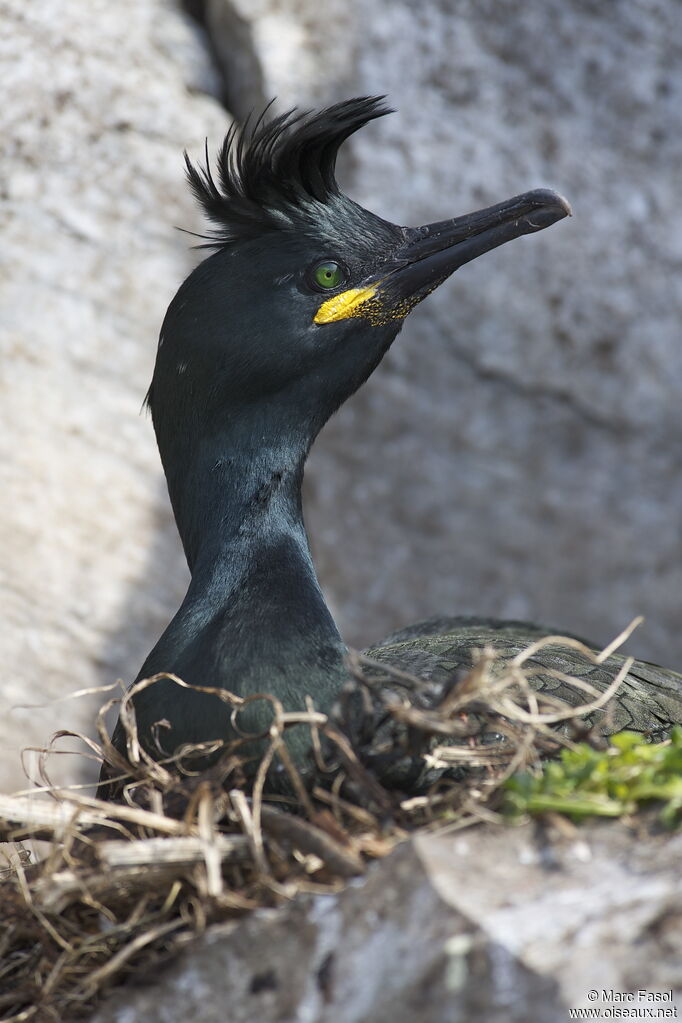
{"left": 98, "top": 98, "right": 682, "bottom": 798}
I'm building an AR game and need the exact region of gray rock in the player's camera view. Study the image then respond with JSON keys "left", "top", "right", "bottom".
{"left": 90, "top": 821, "right": 682, "bottom": 1022}
{"left": 0, "top": 0, "right": 227, "bottom": 790}
{"left": 206, "top": 0, "right": 682, "bottom": 666}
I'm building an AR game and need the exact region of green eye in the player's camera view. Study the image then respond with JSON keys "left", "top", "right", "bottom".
{"left": 311, "top": 260, "right": 345, "bottom": 290}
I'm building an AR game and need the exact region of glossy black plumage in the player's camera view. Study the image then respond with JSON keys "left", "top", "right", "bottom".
{"left": 99, "top": 99, "right": 682, "bottom": 799}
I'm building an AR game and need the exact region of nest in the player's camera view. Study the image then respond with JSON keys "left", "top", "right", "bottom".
{"left": 0, "top": 624, "right": 639, "bottom": 1022}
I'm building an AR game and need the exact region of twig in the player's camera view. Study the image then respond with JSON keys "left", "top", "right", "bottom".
{"left": 259, "top": 805, "right": 364, "bottom": 878}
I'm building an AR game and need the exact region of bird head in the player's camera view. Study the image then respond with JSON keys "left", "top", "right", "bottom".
{"left": 149, "top": 97, "right": 570, "bottom": 458}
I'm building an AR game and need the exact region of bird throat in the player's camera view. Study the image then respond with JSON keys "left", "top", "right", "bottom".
{"left": 142, "top": 419, "right": 348, "bottom": 747}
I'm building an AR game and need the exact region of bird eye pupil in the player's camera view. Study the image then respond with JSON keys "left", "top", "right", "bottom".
{"left": 312, "top": 261, "right": 344, "bottom": 290}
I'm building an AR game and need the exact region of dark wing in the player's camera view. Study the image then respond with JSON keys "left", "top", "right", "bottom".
{"left": 365, "top": 616, "right": 682, "bottom": 739}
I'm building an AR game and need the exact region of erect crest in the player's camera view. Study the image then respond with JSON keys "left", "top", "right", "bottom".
{"left": 184, "top": 97, "right": 392, "bottom": 246}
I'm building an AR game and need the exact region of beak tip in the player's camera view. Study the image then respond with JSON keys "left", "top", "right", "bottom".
{"left": 556, "top": 192, "right": 573, "bottom": 218}
{"left": 521, "top": 189, "right": 572, "bottom": 232}
{"left": 529, "top": 188, "right": 572, "bottom": 219}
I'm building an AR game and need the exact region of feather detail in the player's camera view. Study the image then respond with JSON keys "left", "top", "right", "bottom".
{"left": 183, "top": 97, "right": 392, "bottom": 246}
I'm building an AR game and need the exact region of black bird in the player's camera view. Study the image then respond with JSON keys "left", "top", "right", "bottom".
{"left": 99, "top": 98, "right": 682, "bottom": 797}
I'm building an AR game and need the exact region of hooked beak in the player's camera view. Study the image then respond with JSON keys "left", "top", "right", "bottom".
{"left": 314, "top": 189, "right": 571, "bottom": 326}
{"left": 391, "top": 188, "right": 571, "bottom": 301}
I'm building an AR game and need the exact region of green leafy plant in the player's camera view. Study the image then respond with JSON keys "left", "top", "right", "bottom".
{"left": 504, "top": 727, "right": 682, "bottom": 827}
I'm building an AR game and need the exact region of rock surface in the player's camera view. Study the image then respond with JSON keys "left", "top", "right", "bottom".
{"left": 207, "top": 0, "right": 682, "bottom": 665}
{"left": 0, "top": 0, "right": 227, "bottom": 790}
{"left": 90, "top": 820, "right": 682, "bottom": 1022}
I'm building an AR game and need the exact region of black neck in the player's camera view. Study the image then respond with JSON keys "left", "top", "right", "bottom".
{"left": 145, "top": 407, "right": 346, "bottom": 718}
{"left": 165, "top": 422, "right": 309, "bottom": 574}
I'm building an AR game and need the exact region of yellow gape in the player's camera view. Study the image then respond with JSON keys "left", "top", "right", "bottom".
{"left": 313, "top": 284, "right": 379, "bottom": 324}
{"left": 314, "top": 280, "right": 425, "bottom": 328}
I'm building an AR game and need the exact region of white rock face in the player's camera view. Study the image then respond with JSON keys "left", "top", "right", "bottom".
{"left": 208, "top": 0, "right": 682, "bottom": 665}
{"left": 0, "top": 0, "right": 227, "bottom": 790}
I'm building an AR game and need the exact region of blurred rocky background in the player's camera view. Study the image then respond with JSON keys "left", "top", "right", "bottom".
{"left": 1, "top": 0, "right": 681, "bottom": 790}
